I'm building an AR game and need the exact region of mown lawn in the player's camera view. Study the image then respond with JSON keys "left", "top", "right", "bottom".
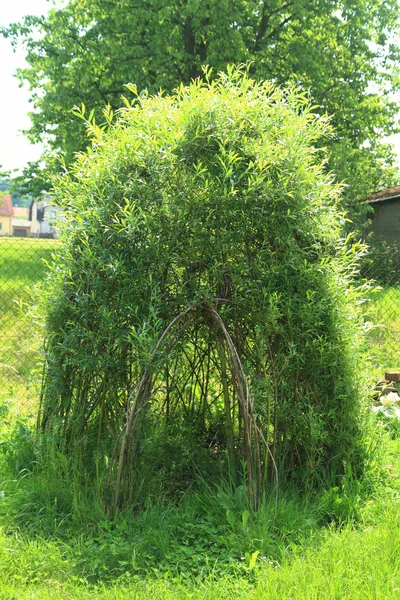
{"left": 0, "top": 237, "right": 59, "bottom": 290}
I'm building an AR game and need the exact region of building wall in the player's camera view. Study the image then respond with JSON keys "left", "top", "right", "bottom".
{"left": 33, "top": 199, "right": 63, "bottom": 237}
{"left": 13, "top": 226, "right": 31, "bottom": 238}
{"left": 13, "top": 207, "right": 30, "bottom": 219}
{"left": 0, "top": 215, "right": 12, "bottom": 236}
{"left": 0, "top": 198, "right": 64, "bottom": 238}
{"left": 12, "top": 218, "right": 32, "bottom": 237}
{"left": 30, "top": 202, "right": 40, "bottom": 236}
{"left": 370, "top": 199, "right": 400, "bottom": 246}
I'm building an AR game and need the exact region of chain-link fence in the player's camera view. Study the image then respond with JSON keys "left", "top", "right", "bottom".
{"left": 359, "top": 236, "right": 400, "bottom": 375}
{"left": 0, "top": 237, "right": 60, "bottom": 412}
{"left": 363, "top": 283, "right": 400, "bottom": 376}
{"left": 1, "top": 235, "right": 400, "bottom": 409}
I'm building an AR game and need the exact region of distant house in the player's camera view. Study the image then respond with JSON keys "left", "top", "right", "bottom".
{"left": 0, "top": 194, "right": 63, "bottom": 238}
{"left": 366, "top": 186, "right": 400, "bottom": 247}
{"left": 30, "top": 197, "right": 63, "bottom": 238}
{"left": 0, "top": 194, "right": 13, "bottom": 236}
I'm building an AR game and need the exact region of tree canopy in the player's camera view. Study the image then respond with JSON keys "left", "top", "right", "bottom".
{"left": 3, "top": 0, "right": 400, "bottom": 207}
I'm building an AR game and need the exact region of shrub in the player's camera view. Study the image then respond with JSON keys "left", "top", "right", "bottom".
{"left": 38, "top": 67, "right": 367, "bottom": 511}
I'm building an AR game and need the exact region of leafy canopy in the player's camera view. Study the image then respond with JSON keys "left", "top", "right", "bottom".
{"left": 3, "top": 0, "right": 400, "bottom": 205}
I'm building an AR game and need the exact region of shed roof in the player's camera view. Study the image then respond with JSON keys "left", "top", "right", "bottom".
{"left": 367, "top": 185, "right": 400, "bottom": 204}
{"left": 0, "top": 194, "right": 13, "bottom": 217}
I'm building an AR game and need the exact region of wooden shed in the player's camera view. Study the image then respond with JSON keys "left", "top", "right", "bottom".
{"left": 367, "top": 186, "right": 400, "bottom": 246}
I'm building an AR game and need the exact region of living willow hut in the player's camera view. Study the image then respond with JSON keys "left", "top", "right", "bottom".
{"left": 39, "top": 69, "right": 366, "bottom": 513}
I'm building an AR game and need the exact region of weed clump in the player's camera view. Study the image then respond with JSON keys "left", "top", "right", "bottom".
{"left": 38, "top": 67, "right": 367, "bottom": 510}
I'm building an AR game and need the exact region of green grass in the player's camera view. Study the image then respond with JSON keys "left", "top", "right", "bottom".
{"left": 0, "top": 443, "right": 399, "bottom": 599}
{"left": 0, "top": 237, "right": 59, "bottom": 288}
{"left": 0, "top": 512, "right": 399, "bottom": 599}
{"left": 0, "top": 393, "right": 399, "bottom": 599}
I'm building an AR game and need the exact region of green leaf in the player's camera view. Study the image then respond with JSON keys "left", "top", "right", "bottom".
{"left": 55, "top": 451, "right": 69, "bottom": 477}
{"left": 226, "top": 509, "right": 235, "bottom": 529}
{"left": 241, "top": 510, "right": 249, "bottom": 528}
{"left": 249, "top": 550, "right": 259, "bottom": 571}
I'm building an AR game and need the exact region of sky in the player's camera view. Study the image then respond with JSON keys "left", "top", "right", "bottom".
{"left": 0, "top": 1, "right": 400, "bottom": 176}
{"left": 0, "top": 0, "right": 64, "bottom": 175}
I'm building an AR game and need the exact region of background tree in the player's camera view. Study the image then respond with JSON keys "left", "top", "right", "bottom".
{"left": 0, "top": 168, "right": 11, "bottom": 193}
{"left": 3, "top": 0, "right": 400, "bottom": 216}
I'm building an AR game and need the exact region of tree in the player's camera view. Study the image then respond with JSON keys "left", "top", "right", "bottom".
{"left": 39, "top": 70, "right": 367, "bottom": 511}
{"left": 3, "top": 0, "right": 400, "bottom": 212}
{"left": 0, "top": 168, "right": 11, "bottom": 193}
{"left": 0, "top": 173, "right": 32, "bottom": 207}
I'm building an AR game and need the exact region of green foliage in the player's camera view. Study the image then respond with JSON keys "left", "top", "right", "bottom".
{"left": 320, "top": 467, "right": 364, "bottom": 523}
{"left": 3, "top": 0, "right": 400, "bottom": 204}
{"left": 0, "top": 176, "right": 11, "bottom": 193}
{"left": 0, "top": 420, "right": 37, "bottom": 475}
{"left": 38, "top": 70, "right": 368, "bottom": 508}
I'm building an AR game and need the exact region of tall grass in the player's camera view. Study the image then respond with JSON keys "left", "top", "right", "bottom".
{"left": 0, "top": 434, "right": 399, "bottom": 599}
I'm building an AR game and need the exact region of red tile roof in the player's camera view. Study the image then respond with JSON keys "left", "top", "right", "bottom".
{"left": 0, "top": 194, "right": 13, "bottom": 217}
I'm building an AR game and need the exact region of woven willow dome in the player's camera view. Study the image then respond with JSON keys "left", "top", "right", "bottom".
{"left": 39, "top": 69, "right": 366, "bottom": 512}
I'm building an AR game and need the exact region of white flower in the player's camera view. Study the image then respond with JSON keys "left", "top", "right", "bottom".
{"left": 371, "top": 405, "right": 400, "bottom": 419}
{"left": 381, "top": 392, "right": 400, "bottom": 407}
